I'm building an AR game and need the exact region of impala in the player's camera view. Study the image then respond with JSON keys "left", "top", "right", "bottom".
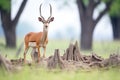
{"left": 23, "top": 4, "right": 54, "bottom": 63}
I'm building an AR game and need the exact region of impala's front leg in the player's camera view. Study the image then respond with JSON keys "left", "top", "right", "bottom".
{"left": 37, "top": 46, "right": 40, "bottom": 62}
{"left": 43, "top": 46, "right": 46, "bottom": 58}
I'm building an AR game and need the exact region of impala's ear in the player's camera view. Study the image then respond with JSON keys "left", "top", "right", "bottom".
{"left": 50, "top": 17, "right": 54, "bottom": 22}
{"left": 38, "top": 17, "right": 43, "bottom": 22}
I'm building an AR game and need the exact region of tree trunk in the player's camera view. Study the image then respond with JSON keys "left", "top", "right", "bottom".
{"left": 76, "top": 0, "right": 95, "bottom": 50}
{"left": 1, "top": 10, "right": 16, "bottom": 48}
{"left": 80, "top": 11, "right": 95, "bottom": 50}
{"left": 3, "top": 26, "right": 16, "bottom": 48}
{"left": 110, "top": 16, "right": 120, "bottom": 40}
{"left": 80, "top": 25, "right": 94, "bottom": 50}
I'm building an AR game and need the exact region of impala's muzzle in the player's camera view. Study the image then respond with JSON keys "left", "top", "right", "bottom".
{"left": 43, "top": 23, "right": 49, "bottom": 31}
{"left": 44, "top": 23, "right": 49, "bottom": 28}
{"left": 45, "top": 25, "right": 48, "bottom": 28}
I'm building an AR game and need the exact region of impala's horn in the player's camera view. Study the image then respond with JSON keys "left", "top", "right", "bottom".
{"left": 39, "top": 4, "right": 44, "bottom": 20}
{"left": 48, "top": 4, "right": 52, "bottom": 20}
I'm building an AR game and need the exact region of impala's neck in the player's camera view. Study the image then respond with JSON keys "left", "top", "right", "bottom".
{"left": 40, "top": 29, "right": 48, "bottom": 45}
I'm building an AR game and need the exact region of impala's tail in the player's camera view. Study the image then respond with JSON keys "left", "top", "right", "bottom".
{"left": 16, "top": 42, "right": 24, "bottom": 57}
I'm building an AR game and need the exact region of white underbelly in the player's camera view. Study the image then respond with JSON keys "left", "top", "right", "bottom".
{"left": 28, "top": 42, "right": 36, "bottom": 47}
{"left": 28, "top": 42, "right": 43, "bottom": 47}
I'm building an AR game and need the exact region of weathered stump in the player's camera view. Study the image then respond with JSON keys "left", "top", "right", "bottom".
{"left": 47, "top": 49, "right": 65, "bottom": 69}
{"left": 62, "top": 41, "right": 83, "bottom": 61}
{"left": 81, "top": 53, "right": 104, "bottom": 68}
{"left": 10, "top": 58, "right": 24, "bottom": 65}
{"left": 0, "top": 54, "right": 13, "bottom": 71}
{"left": 91, "top": 53, "right": 103, "bottom": 61}
{"left": 31, "top": 48, "right": 39, "bottom": 63}
{"left": 102, "top": 54, "right": 120, "bottom": 67}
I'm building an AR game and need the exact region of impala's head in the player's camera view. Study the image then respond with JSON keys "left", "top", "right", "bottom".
{"left": 38, "top": 4, "right": 54, "bottom": 31}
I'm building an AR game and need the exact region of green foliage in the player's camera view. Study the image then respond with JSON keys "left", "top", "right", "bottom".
{"left": 109, "top": 0, "right": 120, "bottom": 16}
{"left": 101, "top": 0, "right": 120, "bottom": 16}
{"left": 79, "top": 0, "right": 120, "bottom": 16}
{"left": 83, "top": 0, "right": 89, "bottom": 6}
{"left": 0, "top": 0, "right": 10, "bottom": 12}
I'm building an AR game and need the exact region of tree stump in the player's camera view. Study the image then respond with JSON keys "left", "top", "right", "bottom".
{"left": 102, "top": 54, "right": 120, "bottom": 67}
{"left": 63, "top": 41, "right": 83, "bottom": 61}
{"left": 0, "top": 54, "right": 13, "bottom": 71}
{"left": 91, "top": 53, "right": 103, "bottom": 62}
{"left": 47, "top": 49, "right": 65, "bottom": 69}
{"left": 31, "top": 48, "right": 39, "bottom": 63}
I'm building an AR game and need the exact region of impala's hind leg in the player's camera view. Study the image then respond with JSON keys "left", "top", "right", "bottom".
{"left": 24, "top": 46, "right": 29, "bottom": 63}
{"left": 31, "top": 48, "right": 35, "bottom": 61}
{"left": 37, "top": 47, "right": 40, "bottom": 62}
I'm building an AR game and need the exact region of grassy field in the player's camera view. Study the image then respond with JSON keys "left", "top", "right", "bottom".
{"left": 0, "top": 39, "right": 120, "bottom": 58}
{"left": 0, "top": 67, "right": 120, "bottom": 80}
{"left": 0, "top": 39, "right": 120, "bottom": 80}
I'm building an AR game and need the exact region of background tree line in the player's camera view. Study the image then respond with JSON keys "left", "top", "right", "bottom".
{"left": 0, "top": 0, "right": 120, "bottom": 50}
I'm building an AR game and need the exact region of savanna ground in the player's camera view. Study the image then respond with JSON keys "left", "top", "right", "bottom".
{"left": 0, "top": 38, "right": 120, "bottom": 80}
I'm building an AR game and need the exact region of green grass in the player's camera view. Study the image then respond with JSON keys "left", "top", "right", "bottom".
{"left": 0, "top": 39, "right": 120, "bottom": 80}
{"left": 0, "top": 67, "right": 120, "bottom": 80}
{"left": 0, "top": 39, "right": 120, "bottom": 58}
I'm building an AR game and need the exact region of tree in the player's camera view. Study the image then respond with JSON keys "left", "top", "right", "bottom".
{"left": 111, "top": 16, "right": 120, "bottom": 40}
{"left": 0, "top": 0, "right": 27, "bottom": 48}
{"left": 76, "top": 0, "right": 113, "bottom": 50}
{"left": 109, "top": 0, "right": 120, "bottom": 40}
